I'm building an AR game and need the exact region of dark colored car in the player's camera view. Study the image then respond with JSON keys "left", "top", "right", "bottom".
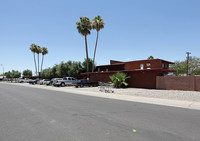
{"left": 73, "top": 79, "right": 99, "bottom": 88}
{"left": 29, "top": 80, "right": 38, "bottom": 85}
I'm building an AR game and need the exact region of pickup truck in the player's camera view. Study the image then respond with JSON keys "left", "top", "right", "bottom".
{"left": 53, "top": 77, "right": 78, "bottom": 87}
{"left": 73, "top": 79, "right": 99, "bottom": 88}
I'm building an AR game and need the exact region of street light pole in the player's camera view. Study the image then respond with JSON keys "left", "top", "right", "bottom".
{"left": 186, "top": 52, "right": 191, "bottom": 76}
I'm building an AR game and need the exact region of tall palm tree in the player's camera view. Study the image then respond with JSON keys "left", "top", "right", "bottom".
{"left": 30, "top": 44, "right": 38, "bottom": 75}
{"left": 40, "top": 47, "right": 48, "bottom": 72}
{"left": 76, "top": 17, "right": 92, "bottom": 75}
{"left": 35, "top": 46, "right": 42, "bottom": 76}
{"left": 91, "top": 15, "right": 105, "bottom": 72}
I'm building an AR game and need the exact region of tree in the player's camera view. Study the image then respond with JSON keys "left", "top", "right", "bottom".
{"left": 35, "top": 46, "right": 42, "bottom": 76}
{"left": 4, "top": 71, "right": 11, "bottom": 78}
{"left": 148, "top": 56, "right": 154, "bottom": 60}
{"left": 30, "top": 44, "right": 38, "bottom": 75}
{"left": 170, "top": 56, "right": 200, "bottom": 76}
{"left": 91, "top": 15, "right": 105, "bottom": 72}
{"left": 109, "top": 72, "right": 130, "bottom": 88}
{"left": 40, "top": 60, "right": 89, "bottom": 79}
{"left": 68, "top": 61, "right": 83, "bottom": 78}
{"left": 51, "top": 65, "right": 58, "bottom": 78}
{"left": 40, "top": 68, "right": 53, "bottom": 79}
{"left": 5, "top": 70, "right": 21, "bottom": 81}
{"left": 189, "top": 56, "right": 200, "bottom": 75}
{"left": 76, "top": 17, "right": 92, "bottom": 75}
{"left": 41, "top": 47, "right": 48, "bottom": 72}
{"left": 23, "top": 69, "right": 32, "bottom": 77}
{"left": 170, "top": 61, "right": 186, "bottom": 76}
{"left": 11, "top": 70, "right": 21, "bottom": 78}
{"left": 82, "top": 58, "right": 95, "bottom": 73}
{"left": 56, "top": 61, "right": 69, "bottom": 77}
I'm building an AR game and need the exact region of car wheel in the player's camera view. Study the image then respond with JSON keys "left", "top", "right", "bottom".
{"left": 61, "top": 83, "right": 65, "bottom": 87}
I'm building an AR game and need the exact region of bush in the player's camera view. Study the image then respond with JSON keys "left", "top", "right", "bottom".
{"left": 109, "top": 72, "right": 130, "bottom": 88}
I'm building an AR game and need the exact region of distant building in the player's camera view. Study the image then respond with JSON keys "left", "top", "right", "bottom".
{"left": 81, "top": 59, "right": 176, "bottom": 89}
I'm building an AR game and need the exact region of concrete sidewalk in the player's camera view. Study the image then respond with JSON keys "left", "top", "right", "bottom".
{"left": 2, "top": 82, "right": 200, "bottom": 110}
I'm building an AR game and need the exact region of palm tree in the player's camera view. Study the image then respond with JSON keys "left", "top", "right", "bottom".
{"left": 76, "top": 17, "right": 92, "bottom": 75}
{"left": 40, "top": 47, "right": 48, "bottom": 72}
{"left": 35, "top": 46, "right": 42, "bottom": 76}
{"left": 110, "top": 72, "right": 130, "bottom": 88}
{"left": 30, "top": 44, "right": 38, "bottom": 75}
{"left": 91, "top": 15, "right": 105, "bottom": 72}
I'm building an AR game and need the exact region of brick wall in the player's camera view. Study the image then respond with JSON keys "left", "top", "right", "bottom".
{"left": 195, "top": 77, "right": 200, "bottom": 91}
{"left": 156, "top": 76, "right": 200, "bottom": 91}
{"left": 126, "top": 71, "right": 159, "bottom": 89}
{"left": 89, "top": 70, "right": 167, "bottom": 89}
{"left": 90, "top": 72, "right": 116, "bottom": 83}
{"left": 156, "top": 76, "right": 165, "bottom": 89}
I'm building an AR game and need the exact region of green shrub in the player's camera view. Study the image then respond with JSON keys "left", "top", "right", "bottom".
{"left": 109, "top": 72, "right": 130, "bottom": 88}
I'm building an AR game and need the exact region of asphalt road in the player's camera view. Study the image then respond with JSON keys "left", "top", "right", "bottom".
{"left": 0, "top": 83, "right": 200, "bottom": 141}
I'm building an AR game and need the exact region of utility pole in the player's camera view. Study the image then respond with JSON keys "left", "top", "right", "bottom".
{"left": 186, "top": 52, "right": 191, "bottom": 76}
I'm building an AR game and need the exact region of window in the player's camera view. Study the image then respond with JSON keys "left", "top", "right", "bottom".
{"left": 162, "top": 64, "right": 165, "bottom": 68}
{"left": 140, "top": 64, "right": 144, "bottom": 69}
{"left": 146, "top": 63, "right": 151, "bottom": 66}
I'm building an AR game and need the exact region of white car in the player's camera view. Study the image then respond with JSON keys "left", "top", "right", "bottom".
{"left": 39, "top": 79, "right": 49, "bottom": 85}
{"left": 18, "top": 78, "right": 32, "bottom": 83}
{"left": 52, "top": 78, "right": 63, "bottom": 86}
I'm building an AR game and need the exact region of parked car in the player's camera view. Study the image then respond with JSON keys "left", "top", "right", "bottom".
{"left": 18, "top": 78, "right": 32, "bottom": 83}
{"left": 45, "top": 78, "right": 58, "bottom": 86}
{"left": 39, "top": 79, "right": 44, "bottom": 85}
{"left": 73, "top": 79, "right": 99, "bottom": 88}
{"left": 29, "top": 80, "right": 38, "bottom": 85}
{"left": 43, "top": 79, "right": 50, "bottom": 85}
{"left": 45, "top": 79, "right": 51, "bottom": 86}
{"left": 39, "top": 79, "right": 50, "bottom": 85}
{"left": 53, "top": 77, "right": 78, "bottom": 87}
{"left": 52, "top": 78, "right": 63, "bottom": 86}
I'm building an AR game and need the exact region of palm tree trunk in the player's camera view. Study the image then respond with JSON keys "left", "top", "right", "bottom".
{"left": 41, "top": 55, "right": 44, "bottom": 72}
{"left": 85, "top": 35, "right": 89, "bottom": 78}
{"left": 92, "top": 31, "right": 99, "bottom": 72}
{"left": 38, "top": 54, "right": 39, "bottom": 76}
{"left": 33, "top": 53, "right": 37, "bottom": 76}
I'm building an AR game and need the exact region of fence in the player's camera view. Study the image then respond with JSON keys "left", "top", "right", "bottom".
{"left": 156, "top": 76, "right": 200, "bottom": 91}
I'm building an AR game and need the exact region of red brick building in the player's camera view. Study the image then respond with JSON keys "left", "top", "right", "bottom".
{"left": 81, "top": 59, "right": 176, "bottom": 89}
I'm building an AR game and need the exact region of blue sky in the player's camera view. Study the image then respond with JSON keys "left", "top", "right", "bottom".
{"left": 0, "top": 0, "right": 199, "bottom": 75}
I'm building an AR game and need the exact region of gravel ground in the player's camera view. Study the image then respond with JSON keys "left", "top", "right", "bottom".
{"left": 79, "top": 87, "right": 200, "bottom": 102}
